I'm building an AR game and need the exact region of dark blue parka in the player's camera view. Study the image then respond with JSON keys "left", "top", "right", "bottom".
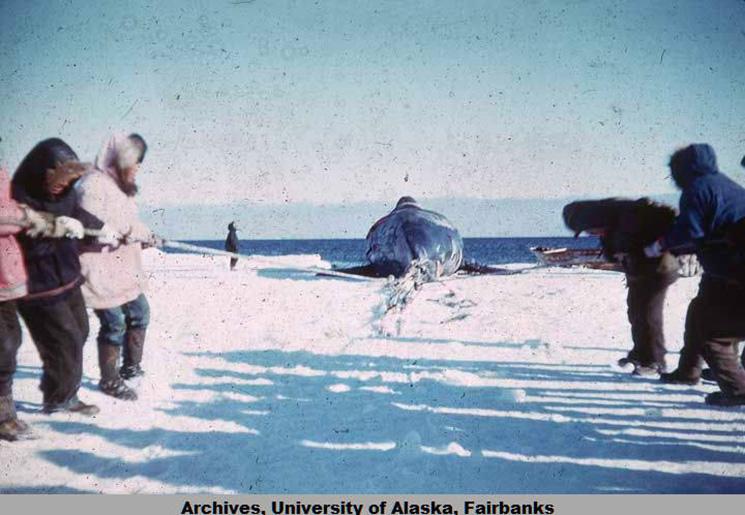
{"left": 11, "top": 138, "right": 103, "bottom": 303}
{"left": 662, "top": 143, "right": 745, "bottom": 280}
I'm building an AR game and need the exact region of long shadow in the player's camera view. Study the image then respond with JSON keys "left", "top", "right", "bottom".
{"left": 173, "top": 373, "right": 740, "bottom": 452}
{"left": 188, "top": 352, "right": 740, "bottom": 435}
{"left": 364, "top": 336, "right": 571, "bottom": 350}
{"left": 34, "top": 348, "right": 745, "bottom": 493}
{"left": 14, "top": 400, "right": 44, "bottom": 412}
{"left": 256, "top": 268, "right": 368, "bottom": 283}
{"left": 12, "top": 365, "right": 43, "bottom": 381}
{"left": 15, "top": 364, "right": 99, "bottom": 384}
{"left": 12, "top": 365, "right": 99, "bottom": 413}
{"left": 563, "top": 345, "right": 637, "bottom": 353}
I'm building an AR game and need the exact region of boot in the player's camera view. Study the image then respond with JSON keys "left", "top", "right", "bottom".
{"left": 0, "top": 394, "right": 31, "bottom": 442}
{"left": 120, "top": 327, "right": 146, "bottom": 380}
{"left": 700, "top": 339, "right": 745, "bottom": 399}
{"left": 98, "top": 342, "right": 137, "bottom": 401}
{"left": 43, "top": 395, "right": 100, "bottom": 416}
{"left": 632, "top": 362, "right": 666, "bottom": 377}
{"left": 660, "top": 368, "right": 700, "bottom": 385}
{"left": 701, "top": 368, "right": 717, "bottom": 382}
{"left": 617, "top": 357, "right": 638, "bottom": 368}
{"left": 705, "top": 391, "right": 745, "bottom": 407}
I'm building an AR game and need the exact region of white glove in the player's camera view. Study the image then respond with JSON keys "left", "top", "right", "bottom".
{"left": 50, "top": 216, "right": 85, "bottom": 239}
{"left": 19, "top": 205, "right": 52, "bottom": 238}
{"left": 678, "top": 254, "right": 701, "bottom": 278}
{"left": 643, "top": 240, "right": 664, "bottom": 258}
{"left": 97, "top": 224, "right": 122, "bottom": 247}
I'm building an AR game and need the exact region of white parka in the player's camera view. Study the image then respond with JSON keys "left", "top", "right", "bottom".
{"left": 76, "top": 135, "right": 152, "bottom": 309}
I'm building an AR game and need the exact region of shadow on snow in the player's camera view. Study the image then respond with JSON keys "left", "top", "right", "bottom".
{"left": 26, "top": 347, "right": 745, "bottom": 493}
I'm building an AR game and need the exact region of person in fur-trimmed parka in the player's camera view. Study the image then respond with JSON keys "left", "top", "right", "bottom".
{"left": 563, "top": 198, "right": 680, "bottom": 376}
{"left": 11, "top": 138, "right": 108, "bottom": 416}
{"left": 76, "top": 133, "right": 163, "bottom": 400}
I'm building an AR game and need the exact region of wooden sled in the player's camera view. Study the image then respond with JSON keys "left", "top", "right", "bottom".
{"left": 530, "top": 246, "right": 623, "bottom": 272}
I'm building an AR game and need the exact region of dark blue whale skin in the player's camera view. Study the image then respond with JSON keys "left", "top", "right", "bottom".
{"left": 365, "top": 197, "right": 464, "bottom": 278}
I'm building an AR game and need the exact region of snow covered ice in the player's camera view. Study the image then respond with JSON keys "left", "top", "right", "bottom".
{"left": 2, "top": 250, "right": 745, "bottom": 493}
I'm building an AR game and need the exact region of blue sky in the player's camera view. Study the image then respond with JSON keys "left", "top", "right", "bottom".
{"left": 1, "top": 0, "right": 744, "bottom": 238}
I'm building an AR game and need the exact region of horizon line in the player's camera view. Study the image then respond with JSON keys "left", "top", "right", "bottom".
{"left": 170, "top": 235, "right": 594, "bottom": 241}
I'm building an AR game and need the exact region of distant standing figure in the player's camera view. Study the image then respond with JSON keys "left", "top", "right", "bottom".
{"left": 225, "top": 221, "right": 239, "bottom": 271}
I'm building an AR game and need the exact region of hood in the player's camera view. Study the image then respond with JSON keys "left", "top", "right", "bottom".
{"left": 94, "top": 133, "right": 144, "bottom": 196}
{"left": 562, "top": 198, "right": 634, "bottom": 235}
{"left": 669, "top": 143, "right": 719, "bottom": 189}
{"left": 94, "top": 134, "right": 142, "bottom": 184}
{"left": 12, "top": 138, "right": 79, "bottom": 200}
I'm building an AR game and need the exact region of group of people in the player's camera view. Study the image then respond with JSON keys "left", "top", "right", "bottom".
{"left": 1, "top": 134, "right": 161, "bottom": 441}
{"left": 2, "top": 138, "right": 745, "bottom": 444}
{"left": 568, "top": 143, "right": 745, "bottom": 407}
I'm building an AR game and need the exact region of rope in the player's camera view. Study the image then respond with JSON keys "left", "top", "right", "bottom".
{"left": 2, "top": 215, "right": 376, "bottom": 282}
{"left": 0, "top": 215, "right": 105, "bottom": 237}
{"left": 160, "top": 240, "right": 380, "bottom": 282}
{"left": 2, "top": 215, "right": 539, "bottom": 282}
